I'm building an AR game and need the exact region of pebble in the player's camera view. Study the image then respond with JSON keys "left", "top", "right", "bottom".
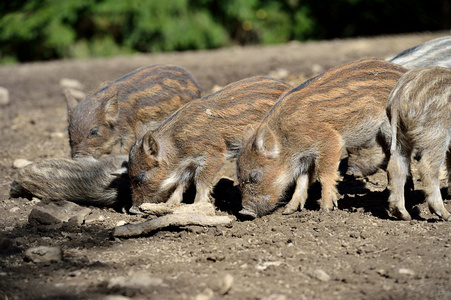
{"left": 263, "top": 294, "right": 287, "bottom": 300}
{"left": 28, "top": 200, "right": 91, "bottom": 227}
{"left": 208, "top": 273, "right": 234, "bottom": 295}
{"left": 65, "top": 88, "right": 86, "bottom": 100}
{"left": 116, "top": 220, "right": 127, "bottom": 227}
{"left": 195, "top": 288, "right": 214, "bottom": 300}
{"left": 398, "top": 268, "right": 415, "bottom": 276}
{"left": 9, "top": 207, "right": 20, "bottom": 213}
{"left": 268, "top": 68, "right": 289, "bottom": 80}
{"left": 107, "top": 271, "right": 163, "bottom": 289}
{"left": 0, "top": 86, "right": 9, "bottom": 106}
{"left": 210, "top": 85, "right": 223, "bottom": 94}
{"left": 312, "top": 269, "right": 331, "bottom": 282}
{"left": 12, "top": 159, "right": 33, "bottom": 169}
{"left": 59, "top": 78, "right": 84, "bottom": 90}
{"left": 24, "top": 246, "right": 63, "bottom": 263}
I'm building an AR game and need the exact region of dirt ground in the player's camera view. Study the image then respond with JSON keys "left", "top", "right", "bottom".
{"left": 1, "top": 32, "right": 451, "bottom": 300}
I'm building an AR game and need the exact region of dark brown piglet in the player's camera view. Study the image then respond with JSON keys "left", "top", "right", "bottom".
{"left": 386, "top": 66, "right": 451, "bottom": 221}
{"left": 66, "top": 64, "right": 202, "bottom": 159}
{"left": 236, "top": 58, "right": 407, "bottom": 218}
{"left": 126, "top": 76, "right": 292, "bottom": 212}
{"left": 10, "top": 155, "right": 130, "bottom": 209}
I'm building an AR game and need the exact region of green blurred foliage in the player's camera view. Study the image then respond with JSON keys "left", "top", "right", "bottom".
{"left": 0, "top": 0, "right": 447, "bottom": 63}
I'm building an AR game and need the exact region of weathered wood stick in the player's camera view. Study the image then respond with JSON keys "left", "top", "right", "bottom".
{"left": 113, "top": 213, "right": 233, "bottom": 237}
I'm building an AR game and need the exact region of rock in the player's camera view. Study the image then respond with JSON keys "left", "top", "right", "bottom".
{"left": 28, "top": 200, "right": 91, "bottom": 227}
{"left": 313, "top": 269, "right": 331, "bottom": 282}
{"left": 24, "top": 246, "right": 63, "bottom": 263}
{"left": 268, "top": 68, "right": 289, "bottom": 80}
{"left": 12, "top": 159, "right": 33, "bottom": 169}
{"left": 65, "top": 88, "right": 86, "bottom": 100}
{"left": 208, "top": 273, "right": 234, "bottom": 295}
{"left": 116, "top": 220, "right": 127, "bottom": 227}
{"left": 107, "top": 271, "right": 163, "bottom": 289}
{"left": 9, "top": 207, "right": 20, "bottom": 213}
{"left": 311, "top": 64, "right": 324, "bottom": 74}
{"left": 210, "top": 85, "right": 223, "bottom": 94}
{"left": 0, "top": 86, "right": 9, "bottom": 106}
{"left": 195, "top": 288, "right": 214, "bottom": 300}
{"left": 59, "top": 78, "right": 84, "bottom": 90}
{"left": 398, "top": 268, "right": 415, "bottom": 276}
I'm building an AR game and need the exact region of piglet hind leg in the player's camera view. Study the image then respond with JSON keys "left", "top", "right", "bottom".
{"left": 418, "top": 149, "right": 451, "bottom": 221}
{"left": 387, "top": 148, "right": 412, "bottom": 220}
{"left": 283, "top": 173, "right": 310, "bottom": 215}
{"left": 166, "top": 182, "right": 188, "bottom": 205}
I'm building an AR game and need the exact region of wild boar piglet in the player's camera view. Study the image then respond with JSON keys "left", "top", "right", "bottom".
{"left": 66, "top": 64, "right": 202, "bottom": 158}
{"left": 127, "top": 76, "right": 292, "bottom": 213}
{"left": 386, "top": 66, "right": 451, "bottom": 221}
{"left": 237, "top": 58, "right": 407, "bottom": 218}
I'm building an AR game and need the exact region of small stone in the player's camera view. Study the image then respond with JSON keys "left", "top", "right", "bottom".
{"left": 313, "top": 269, "right": 331, "bottom": 282}
{"left": 263, "top": 294, "right": 287, "bottom": 300}
{"left": 398, "top": 268, "right": 415, "bottom": 276}
{"left": 60, "top": 78, "right": 84, "bottom": 90}
{"left": 311, "top": 64, "right": 324, "bottom": 74}
{"left": 268, "top": 68, "right": 289, "bottom": 80}
{"left": 0, "top": 86, "right": 9, "bottom": 106}
{"left": 12, "top": 159, "right": 33, "bottom": 169}
{"left": 210, "top": 85, "right": 223, "bottom": 94}
{"left": 208, "top": 273, "right": 234, "bottom": 295}
{"left": 9, "top": 207, "right": 20, "bottom": 213}
{"left": 50, "top": 132, "right": 65, "bottom": 139}
{"left": 28, "top": 200, "right": 91, "bottom": 227}
{"left": 84, "top": 212, "right": 105, "bottom": 224}
{"left": 24, "top": 246, "right": 63, "bottom": 263}
{"left": 65, "top": 88, "right": 86, "bottom": 100}
{"left": 107, "top": 271, "right": 163, "bottom": 289}
{"left": 195, "top": 288, "right": 214, "bottom": 300}
{"left": 116, "top": 220, "right": 127, "bottom": 227}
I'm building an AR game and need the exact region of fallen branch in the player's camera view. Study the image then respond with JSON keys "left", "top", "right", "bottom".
{"left": 113, "top": 212, "right": 233, "bottom": 237}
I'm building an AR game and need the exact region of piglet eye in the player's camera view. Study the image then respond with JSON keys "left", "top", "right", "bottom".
{"left": 87, "top": 126, "right": 100, "bottom": 138}
{"left": 249, "top": 170, "right": 263, "bottom": 184}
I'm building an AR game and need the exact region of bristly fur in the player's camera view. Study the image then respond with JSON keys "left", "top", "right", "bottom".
{"left": 128, "top": 76, "right": 292, "bottom": 209}
{"left": 386, "top": 66, "right": 451, "bottom": 221}
{"left": 66, "top": 64, "right": 202, "bottom": 159}
{"left": 237, "top": 58, "right": 407, "bottom": 218}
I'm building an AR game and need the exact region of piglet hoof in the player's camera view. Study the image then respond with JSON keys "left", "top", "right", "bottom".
{"left": 282, "top": 206, "right": 298, "bottom": 215}
{"left": 238, "top": 209, "right": 257, "bottom": 220}
{"left": 319, "top": 207, "right": 331, "bottom": 213}
{"left": 389, "top": 207, "right": 412, "bottom": 221}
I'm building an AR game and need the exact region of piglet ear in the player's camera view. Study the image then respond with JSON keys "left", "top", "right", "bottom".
{"left": 65, "top": 89, "right": 79, "bottom": 115}
{"left": 142, "top": 130, "right": 159, "bottom": 158}
{"left": 104, "top": 93, "right": 119, "bottom": 125}
{"left": 134, "top": 121, "right": 148, "bottom": 140}
{"left": 243, "top": 124, "right": 255, "bottom": 143}
{"left": 255, "top": 124, "right": 279, "bottom": 158}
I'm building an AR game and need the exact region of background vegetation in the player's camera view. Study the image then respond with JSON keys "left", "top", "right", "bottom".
{"left": 0, "top": 0, "right": 449, "bottom": 63}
